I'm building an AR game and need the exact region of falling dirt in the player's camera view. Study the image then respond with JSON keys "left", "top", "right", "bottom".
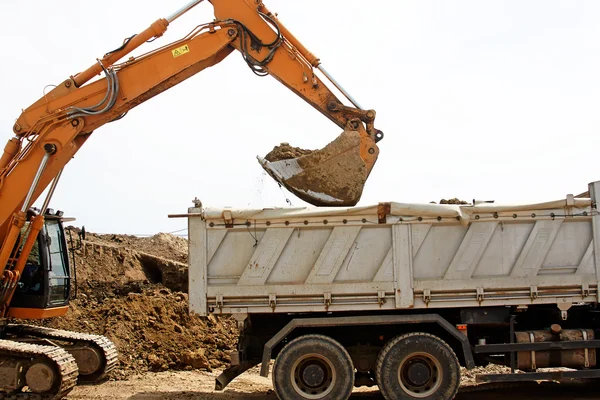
{"left": 263, "top": 142, "right": 314, "bottom": 162}
{"left": 30, "top": 228, "right": 238, "bottom": 380}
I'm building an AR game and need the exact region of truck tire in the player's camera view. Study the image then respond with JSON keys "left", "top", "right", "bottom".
{"left": 375, "top": 332, "right": 460, "bottom": 400}
{"left": 272, "top": 334, "right": 354, "bottom": 400}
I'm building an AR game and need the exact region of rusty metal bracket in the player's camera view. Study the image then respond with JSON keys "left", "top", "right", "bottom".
{"left": 582, "top": 284, "right": 590, "bottom": 298}
{"left": 377, "top": 291, "right": 386, "bottom": 306}
{"left": 423, "top": 289, "right": 431, "bottom": 305}
{"left": 530, "top": 286, "right": 538, "bottom": 300}
{"left": 324, "top": 292, "right": 332, "bottom": 311}
{"left": 378, "top": 203, "right": 391, "bottom": 224}
{"left": 582, "top": 329, "right": 590, "bottom": 368}
{"left": 327, "top": 100, "right": 374, "bottom": 122}
{"left": 477, "top": 287, "right": 485, "bottom": 303}
{"left": 529, "top": 331, "right": 537, "bottom": 370}
{"left": 223, "top": 210, "right": 233, "bottom": 228}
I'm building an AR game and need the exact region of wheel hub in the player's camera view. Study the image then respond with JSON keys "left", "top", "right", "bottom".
{"left": 302, "top": 364, "right": 326, "bottom": 387}
{"left": 398, "top": 353, "right": 442, "bottom": 398}
{"left": 407, "top": 361, "right": 430, "bottom": 386}
{"left": 291, "top": 354, "right": 336, "bottom": 399}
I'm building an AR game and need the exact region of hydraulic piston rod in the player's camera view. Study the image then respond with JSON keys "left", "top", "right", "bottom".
{"left": 21, "top": 148, "right": 54, "bottom": 213}
{"left": 318, "top": 65, "right": 363, "bottom": 110}
{"left": 0, "top": 144, "right": 55, "bottom": 277}
{"left": 74, "top": 0, "right": 205, "bottom": 87}
{"left": 168, "top": 0, "right": 205, "bottom": 23}
{"left": 40, "top": 169, "right": 64, "bottom": 214}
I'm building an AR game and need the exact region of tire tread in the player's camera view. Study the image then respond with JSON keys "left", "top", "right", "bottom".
{"left": 375, "top": 332, "right": 460, "bottom": 400}
{"left": 272, "top": 334, "right": 354, "bottom": 400}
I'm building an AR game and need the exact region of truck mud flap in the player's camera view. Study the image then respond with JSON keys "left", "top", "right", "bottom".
{"left": 215, "top": 360, "right": 260, "bottom": 391}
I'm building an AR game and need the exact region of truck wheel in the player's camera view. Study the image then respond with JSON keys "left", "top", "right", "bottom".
{"left": 375, "top": 332, "right": 460, "bottom": 400}
{"left": 272, "top": 334, "right": 354, "bottom": 400}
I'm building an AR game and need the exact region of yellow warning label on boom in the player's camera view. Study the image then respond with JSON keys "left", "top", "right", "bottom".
{"left": 172, "top": 45, "right": 190, "bottom": 58}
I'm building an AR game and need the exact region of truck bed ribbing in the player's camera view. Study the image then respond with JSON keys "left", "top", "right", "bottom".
{"left": 185, "top": 182, "right": 598, "bottom": 317}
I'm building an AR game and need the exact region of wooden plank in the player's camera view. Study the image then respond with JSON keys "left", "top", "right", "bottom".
{"left": 237, "top": 228, "right": 294, "bottom": 286}
{"left": 306, "top": 226, "right": 362, "bottom": 284}
{"left": 444, "top": 222, "right": 498, "bottom": 280}
{"left": 509, "top": 220, "right": 563, "bottom": 278}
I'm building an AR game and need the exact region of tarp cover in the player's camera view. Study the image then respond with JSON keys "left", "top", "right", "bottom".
{"left": 201, "top": 196, "right": 592, "bottom": 224}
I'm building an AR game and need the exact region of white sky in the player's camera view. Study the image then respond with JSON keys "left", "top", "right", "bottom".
{"left": 1, "top": 1, "right": 599, "bottom": 236}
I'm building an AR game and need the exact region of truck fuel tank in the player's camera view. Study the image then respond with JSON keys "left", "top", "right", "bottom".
{"left": 515, "top": 327, "right": 596, "bottom": 370}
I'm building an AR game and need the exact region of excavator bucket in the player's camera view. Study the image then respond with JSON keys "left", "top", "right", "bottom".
{"left": 257, "top": 129, "right": 379, "bottom": 207}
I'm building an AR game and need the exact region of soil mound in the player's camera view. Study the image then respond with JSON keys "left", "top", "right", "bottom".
{"left": 34, "top": 228, "right": 237, "bottom": 379}
{"left": 430, "top": 198, "right": 471, "bottom": 205}
{"left": 264, "top": 142, "right": 313, "bottom": 162}
{"left": 41, "top": 282, "right": 236, "bottom": 379}
{"left": 440, "top": 198, "right": 470, "bottom": 205}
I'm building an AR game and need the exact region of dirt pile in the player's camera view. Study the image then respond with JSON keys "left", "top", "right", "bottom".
{"left": 41, "top": 282, "right": 236, "bottom": 379}
{"left": 264, "top": 142, "right": 313, "bottom": 162}
{"left": 460, "top": 365, "right": 512, "bottom": 386}
{"left": 440, "top": 198, "right": 470, "bottom": 205}
{"left": 36, "top": 228, "right": 238, "bottom": 379}
{"left": 430, "top": 198, "right": 471, "bottom": 205}
{"left": 68, "top": 228, "right": 188, "bottom": 292}
{"left": 80, "top": 230, "right": 188, "bottom": 264}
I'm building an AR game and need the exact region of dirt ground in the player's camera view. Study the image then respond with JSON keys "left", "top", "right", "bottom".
{"left": 67, "top": 367, "right": 600, "bottom": 400}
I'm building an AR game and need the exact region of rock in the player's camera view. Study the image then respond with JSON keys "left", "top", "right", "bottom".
{"left": 207, "top": 314, "right": 217, "bottom": 325}
{"left": 181, "top": 349, "right": 210, "bottom": 370}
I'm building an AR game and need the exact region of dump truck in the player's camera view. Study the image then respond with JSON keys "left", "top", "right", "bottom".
{"left": 175, "top": 179, "right": 600, "bottom": 400}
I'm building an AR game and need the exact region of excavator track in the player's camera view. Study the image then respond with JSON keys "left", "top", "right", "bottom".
{"left": 5, "top": 324, "right": 118, "bottom": 383}
{"left": 0, "top": 339, "right": 78, "bottom": 400}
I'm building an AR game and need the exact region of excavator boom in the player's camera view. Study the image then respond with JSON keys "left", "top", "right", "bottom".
{"left": 0, "top": 2, "right": 383, "bottom": 396}
{"left": 1, "top": 0, "right": 384, "bottom": 280}
{"left": 7, "top": 0, "right": 382, "bottom": 215}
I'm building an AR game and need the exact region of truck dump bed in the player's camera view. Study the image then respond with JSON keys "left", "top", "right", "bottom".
{"left": 186, "top": 181, "right": 600, "bottom": 317}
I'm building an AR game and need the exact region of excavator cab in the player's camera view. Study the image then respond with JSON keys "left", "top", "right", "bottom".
{"left": 0, "top": 211, "right": 117, "bottom": 396}
{"left": 9, "top": 209, "right": 71, "bottom": 317}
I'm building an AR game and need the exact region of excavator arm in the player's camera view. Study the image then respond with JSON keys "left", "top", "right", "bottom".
{"left": 0, "top": 0, "right": 383, "bottom": 314}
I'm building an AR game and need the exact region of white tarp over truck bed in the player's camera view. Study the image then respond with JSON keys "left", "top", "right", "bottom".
{"left": 184, "top": 181, "right": 600, "bottom": 317}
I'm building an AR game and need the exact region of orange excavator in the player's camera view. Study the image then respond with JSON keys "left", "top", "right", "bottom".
{"left": 0, "top": 0, "right": 383, "bottom": 397}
